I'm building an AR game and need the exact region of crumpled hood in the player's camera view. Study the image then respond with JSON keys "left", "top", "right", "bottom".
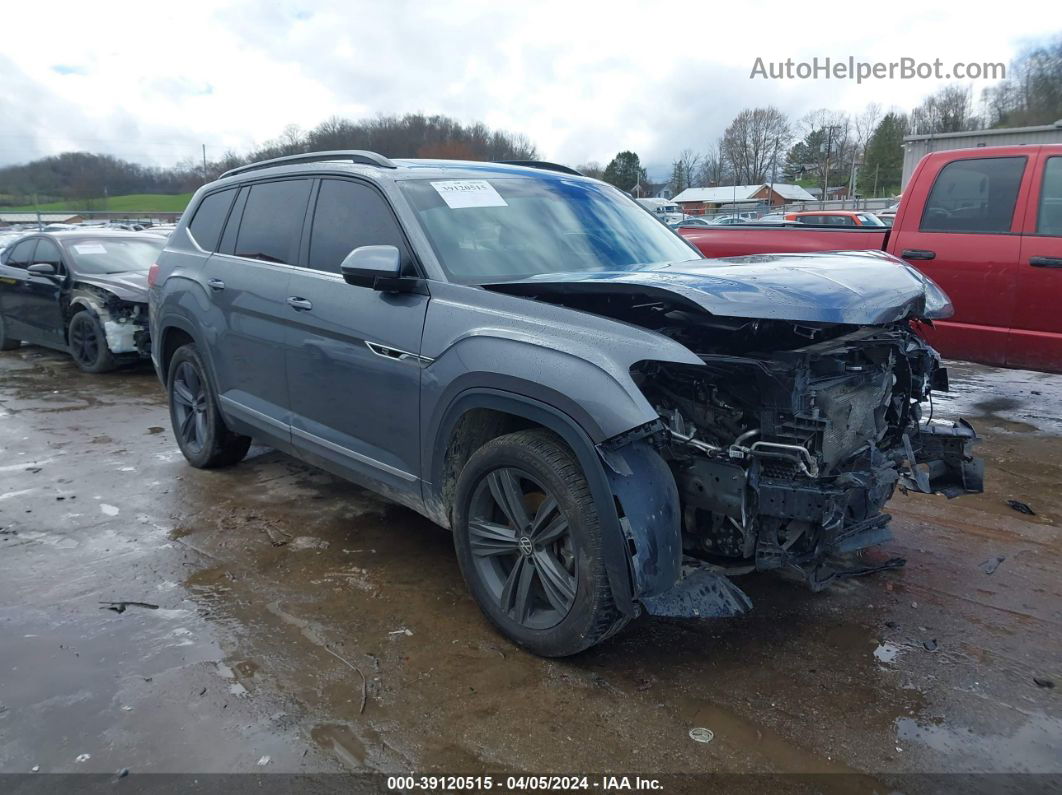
{"left": 74, "top": 271, "right": 148, "bottom": 302}
{"left": 485, "top": 250, "right": 952, "bottom": 325}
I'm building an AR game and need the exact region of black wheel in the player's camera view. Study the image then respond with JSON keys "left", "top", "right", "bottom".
{"left": 68, "top": 311, "right": 117, "bottom": 373}
{"left": 453, "top": 429, "right": 628, "bottom": 657}
{"left": 167, "top": 344, "right": 251, "bottom": 469}
{"left": 0, "top": 313, "right": 20, "bottom": 351}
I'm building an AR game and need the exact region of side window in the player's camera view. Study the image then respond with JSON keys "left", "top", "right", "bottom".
{"left": 5, "top": 239, "right": 37, "bottom": 269}
{"left": 921, "top": 156, "right": 1026, "bottom": 233}
{"left": 1037, "top": 156, "right": 1062, "bottom": 236}
{"left": 307, "top": 179, "right": 412, "bottom": 274}
{"left": 33, "top": 239, "right": 63, "bottom": 272}
{"left": 234, "top": 180, "right": 312, "bottom": 264}
{"left": 188, "top": 188, "right": 236, "bottom": 252}
{"left": 218, "top": 187, "right": 249, "bottom": 255}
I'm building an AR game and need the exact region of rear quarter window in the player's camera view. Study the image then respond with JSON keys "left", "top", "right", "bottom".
{"left": 188, "top": 188, "right": 237, "bottom": 252}
{"left": 920, "top": 156, "right": 1026, "bottom": 233}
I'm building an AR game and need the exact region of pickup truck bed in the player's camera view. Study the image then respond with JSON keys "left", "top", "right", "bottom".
{"left": 679, "top": 144, "right": 1062, "bottom": 373}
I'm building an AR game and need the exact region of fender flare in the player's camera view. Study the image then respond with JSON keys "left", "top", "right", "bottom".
{"left": 429, "top": 388, "right": 681, "bottom": 616}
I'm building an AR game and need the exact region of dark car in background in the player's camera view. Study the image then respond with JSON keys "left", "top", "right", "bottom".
{"left": 0, "top": 230, "right": 163, "bottom": 371}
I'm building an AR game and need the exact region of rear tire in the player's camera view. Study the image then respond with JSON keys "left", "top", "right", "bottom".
{"left": 167, "top": 343, "right": 251, "bottom": 468}
{"left": 68, "top": 311, "right": 117, "bottom": 373}
{"left": 452, "top": 429, "right": 628, "bottom": 657}
{"left": 0, "top": 312, "right": 22, "bottom": 351}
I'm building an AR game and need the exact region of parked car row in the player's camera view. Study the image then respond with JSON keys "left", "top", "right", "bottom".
{"left": 1, "top": 153, "right": 985, "bottom": 657}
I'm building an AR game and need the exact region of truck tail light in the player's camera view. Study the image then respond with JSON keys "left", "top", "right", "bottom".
{"left": 148, "top": 263, "right": 159, "bottom": 288}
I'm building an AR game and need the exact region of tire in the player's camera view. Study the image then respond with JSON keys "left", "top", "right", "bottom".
{"left": 0, "top": 313, "right": 20, "bottom": 351}
{"left": 452, "top": 429, "right": 628, "bottom": 657}
{"left": 68, "top": 310, "right": 117, "bottom": 373}
{"left": 166, "top": 343, "right": 251, "bottom": 469}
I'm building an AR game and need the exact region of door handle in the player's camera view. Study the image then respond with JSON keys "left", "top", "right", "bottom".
{"left": 1030, "top": 256, "right": 1062, "bottom": 268}
{"left": 287, "top": 297, "right": 313, "bottom": 311}
{"left": 207, "top": 278, "right": 226, "bottom": 291}
{"left": 901, "top": 249, "right": 936, "bottom": 261}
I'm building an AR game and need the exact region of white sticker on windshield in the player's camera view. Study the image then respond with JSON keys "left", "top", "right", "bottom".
{"left": 73, "top": 243, "right": 107, "bottom": 255}
{"left": 430, "top": 180, "right": 508, "bottom": 209}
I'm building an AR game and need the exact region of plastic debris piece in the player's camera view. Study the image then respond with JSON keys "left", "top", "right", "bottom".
{"left": 1006, "top": 499, "right": 1035, "bottom": 515}
{"left": 75, "top": 754, "right": 91, "bottom": 763}
{"left": 688, "top": 728, "right": 714, "bottom": 744}
{"left": 1033, "top": 677, "right": 1055, "bottom": 689}
{"left": 257, "top": 756, "right": 271, "bottom": 766}
{"left": 979, "top": 556, "right": 1006, "bottom": 575}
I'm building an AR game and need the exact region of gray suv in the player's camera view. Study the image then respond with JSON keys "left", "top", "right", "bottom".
{"left": 149, "top": 151, "right": 983, "bottom": 656}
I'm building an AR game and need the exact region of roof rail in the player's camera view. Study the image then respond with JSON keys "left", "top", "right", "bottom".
{"left": 220, "top": 150, "right": 397, "bottom": 179}
{"left": 493, "top": 160, "right": 583, "bottom": 176}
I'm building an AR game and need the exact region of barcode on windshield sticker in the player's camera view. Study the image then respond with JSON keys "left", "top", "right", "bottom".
{"left": 430, "top": 180, "right": 508, "bottom": 209}
{"left": 73, "top": 243, "right": 107, "bottom": 255}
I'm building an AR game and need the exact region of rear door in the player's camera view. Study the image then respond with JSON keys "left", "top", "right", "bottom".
{"left": 202, "top": 178, "right": 312, "bottom": 451}
{"left": 890, "top": 153, "right": 1030, "bottom": 366}
{"left": 1011, "top": 151, "right": 1062, "bottom": 371}
{"left": 285, "top": 177, "right": 429, "bottom": 501}
{"left": 0, "top": 238, "right": 39, "bottom": 341}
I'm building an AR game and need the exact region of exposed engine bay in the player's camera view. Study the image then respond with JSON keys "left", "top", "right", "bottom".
{"left": 630, "top": 312, "right": 983, "bottom": 589}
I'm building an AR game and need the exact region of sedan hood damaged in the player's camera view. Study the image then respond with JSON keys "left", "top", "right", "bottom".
{"left": 485, "top": 250, "right": 951, "bottom": 325}
{"left": 74, "top": 271, "right": 149, "bottom": 303}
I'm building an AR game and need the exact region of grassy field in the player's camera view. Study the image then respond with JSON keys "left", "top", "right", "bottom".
{"left": 0, "top": 193, "right": 193, "bottom": 212}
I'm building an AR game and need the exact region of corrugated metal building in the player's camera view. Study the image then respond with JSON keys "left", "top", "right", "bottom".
{"left": 902, "top": 119, "right": 1062, "bottom": 188}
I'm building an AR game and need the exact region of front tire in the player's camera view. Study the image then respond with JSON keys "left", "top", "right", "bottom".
{"left": 167, "top": 344, "right": 251, "bottom": 468}
{"left": 452, "top": 429, "right": 628, "bottom": 657}
{"left": 0, "top": 313, "right": 20, "bottom": 351}
{"left": 68, "top": 311, "right": 117, "bottom": 373}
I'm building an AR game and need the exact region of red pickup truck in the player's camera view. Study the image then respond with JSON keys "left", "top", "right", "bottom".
{"left": 680, "top": 145, "right": 1062, "bottom": 372}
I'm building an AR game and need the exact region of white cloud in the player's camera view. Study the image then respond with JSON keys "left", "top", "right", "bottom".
{"left": 0, "top": 0, "right": 1052, "bottom": 176}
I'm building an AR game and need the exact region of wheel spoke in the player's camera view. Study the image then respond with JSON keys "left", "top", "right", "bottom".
{"left": 500, "top": 556, "right": 535, "bottom": 623}
{"left": 532, "top": 515, "right": 568, "bottom": 546}
{"left": 533, "top": 548, "right": 576, "bottom": 613}
{"left": 173, "top": 380, "right": 195, "bottom": 408}
{"left": 468, "top": 520, "right": 519, "bottom": 557}
{"left": 194, "top": 411, "right": 208, "bottom": 447}
{"left": 487, "top": 469, "right": 530, "bottom": 531}
{"left": 183, "top": 364, "right": 201, "bottom": 396}
{"left": 529, "top": 496, "right": 559, "bottom": 535}
{"left": 179, "top": 408, "right": 196, "bottom": 442}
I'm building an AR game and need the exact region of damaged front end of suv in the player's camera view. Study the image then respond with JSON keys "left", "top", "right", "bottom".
{"left": 491, "top": 251, "right": 983, "bottom": 617}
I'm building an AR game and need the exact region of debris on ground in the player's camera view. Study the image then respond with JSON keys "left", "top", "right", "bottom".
{"left": 99, "top": 601, "right": 160, "bottom": 614}
{"left": 146, "top": 427, "right": 164, "bottom": 434}
{"left": 388, "top": 628, "right": 413, "bottom": 637}
{"left": 115, "top": 768, "right": 129, "bottom": 778}
{"left": 1006, "top": 499, "right": 1036, "bottom": 515}
{"left": 979, "top": 556, "right": 1006, "bottom": 575}
{"left": 31, "top": 765, "right": 39, "bottom": 773}
{"left": 257, "top": 755, "right": 271, "bottom": 766}
{"left": 923, "top": 639, "right": 939, "bottom": 652}
{"left": 262, "top": 523, "right": 292, "bottom": 547}
{"left": 75, "top": 754, "right": 91, "bottom": 763}
{"left": 688, "top": 728, "right": 714, "bottom": 744}
{"left": 1033, "top": 677, "right": 1055, "bottom": 689}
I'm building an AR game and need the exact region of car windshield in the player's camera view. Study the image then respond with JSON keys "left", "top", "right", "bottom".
{"left": 64, "top": 237, "right": 164, "bottom": 274}
{"left": 399, "top": 176, "right": 699, "bottom": 283}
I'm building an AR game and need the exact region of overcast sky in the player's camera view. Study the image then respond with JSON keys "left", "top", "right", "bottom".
{"left": 0, "top": 0, "right": 1054, "bottom": 179}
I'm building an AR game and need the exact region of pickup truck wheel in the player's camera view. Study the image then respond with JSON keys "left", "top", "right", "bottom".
{"left": 453, "top": 429, "right": 628, "bottom": 657}
{"left": 68, "top": 311, "right": 117, "bottom": 373}
{"left": 0, "top": 313, "right": 21, "bottom": 350}
{"left": 167, "top": 344, "right": 251, "bottom": 469}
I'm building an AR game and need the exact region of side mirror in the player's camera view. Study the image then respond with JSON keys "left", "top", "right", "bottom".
{"left": 339, "top": 245, "right": 409, "bottom": 291}
{"left": 28, "top": 263, "right": 57, "bottom": 277}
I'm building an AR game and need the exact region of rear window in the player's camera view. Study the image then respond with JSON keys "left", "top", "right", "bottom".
{"left": 65, "top": 238, "right": 165, "bottom": 274}
{"left": 1038, "top": 156, "right": 1062, "bottom": 236}
{"left": 188, "top": 188, "right": 236, "bottom": 251}
{"left": 234, "top": 180, "right": 312, "bottom": 264}
{"left": 921, "top": 156, "right": 1026, "bottom": 233}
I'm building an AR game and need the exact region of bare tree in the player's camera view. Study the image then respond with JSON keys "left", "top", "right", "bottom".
{"left": 720, "top": 107, "right": 792, "bottom": 185}
{"left": 910, "top": 85, "right": 979, "bottom": 135}
{"left": 576, "top": 161, "right": 605, "bottom": 180}
{"left": 851, "top": 103, "right": 883, "bottom": 195}
{"left": 797, "top": 109, "right": 855, "bottom": 200}
{"left": 695, "top": 139, "right": 727, "bottom": 186}
{"left": 669, "top": 149, "right": 701, "bottom": 194}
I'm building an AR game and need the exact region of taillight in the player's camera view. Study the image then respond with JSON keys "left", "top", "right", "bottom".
{"left": 147, "top": 263, "right": 160, "bottom": 288}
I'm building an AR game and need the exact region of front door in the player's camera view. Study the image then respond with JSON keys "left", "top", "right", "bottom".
{"left": 23, "top": 237, "right": 67, "bottom": 348}
{"left": 890, "top": 155, "right": 1029, "bottom": 366}
{"left": 1010, "top": 152, "right": 1062, "bottom": 372}
{"left": 203, "top": 178, "right": 312, "bottom": 451}
{"left": 285, "top": 177, "right": 429, "bottom": 502}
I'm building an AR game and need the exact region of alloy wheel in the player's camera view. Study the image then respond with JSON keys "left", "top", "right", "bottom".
{"left": 171, "top": 361, "right": 208, "bottom": 454}
{"left": 467, "top": 466, "right": 577, "bottom": 630}
{"left": 70, "top": 316, "right": 99, "bottom": 368}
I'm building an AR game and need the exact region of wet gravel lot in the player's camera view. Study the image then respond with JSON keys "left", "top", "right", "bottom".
{"left": 0, "top": 346, "right": 1059, "bottom": 785}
